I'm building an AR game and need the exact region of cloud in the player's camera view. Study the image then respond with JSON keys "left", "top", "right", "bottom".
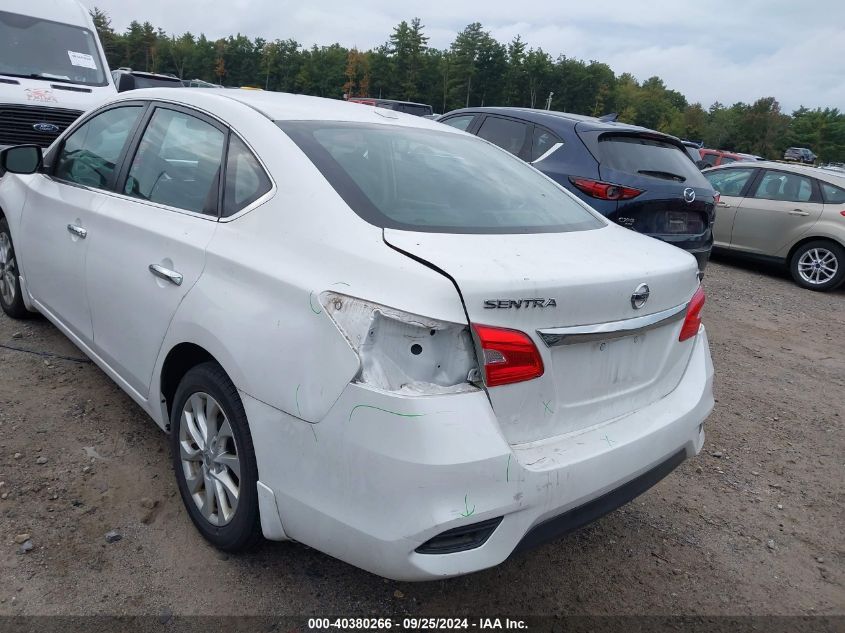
{"left": 82, "top": 0, "right": 844, "bottom": 112}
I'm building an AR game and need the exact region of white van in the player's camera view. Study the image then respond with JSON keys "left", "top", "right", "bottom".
{"left": 0, "top": 0, "right": 116, "bottom": 149}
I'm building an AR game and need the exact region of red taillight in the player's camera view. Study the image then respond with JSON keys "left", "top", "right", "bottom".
{"left": 472, "top": 324, "right": 544, "bottom": 387}
{"left": 679, "top": 287, "right": 706, "bottom": 342}
{"left": 839, "top": 210, "right": 845, "bottom": 218}
{"left": 713, "top": 192, "right": 721, "bottom": 206}
{"left": 570, "top": 177, "right": 643, "bottom": 201}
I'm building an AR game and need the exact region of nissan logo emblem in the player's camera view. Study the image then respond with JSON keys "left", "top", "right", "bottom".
{"left": 631, "top": 283, "right": 650, "bottom": 310}
{"left": 683, "top": 187, "right": 696, "bottom": 204}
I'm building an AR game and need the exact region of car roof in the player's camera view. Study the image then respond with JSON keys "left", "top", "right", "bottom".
{"left": 108, "top": 88, "right": 455, "bottom": 131}
{"left": 3, "top": 0, "right": 90, "bottom": 26}
{"left": 441, "top": 106, "right": 674, "bottom": 137}
{"left": 707, "top": 161, "right": 845, "bottom": 184}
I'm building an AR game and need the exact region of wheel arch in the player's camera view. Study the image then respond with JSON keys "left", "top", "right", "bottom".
{"left": 157, "top": 340, "right": 249, "bottom": 431}
{"left": 786, "top": 235, "right": 845, "bottom": 264}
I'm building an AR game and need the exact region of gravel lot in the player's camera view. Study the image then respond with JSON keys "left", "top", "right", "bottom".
{"left": 0, "top": 256, "right": 842, "bottom": 618}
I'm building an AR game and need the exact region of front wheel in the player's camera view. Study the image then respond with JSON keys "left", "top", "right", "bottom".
{"left": 170, "top": 362, "right": 262, "bottom": 551}
{"left": 789, "top": 240, "right": 845, "bottom": 291}
{"left": 0, "top": 217, "right": 34, "bottom": 319}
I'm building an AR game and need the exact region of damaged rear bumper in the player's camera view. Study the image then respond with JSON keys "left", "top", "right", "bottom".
{"left": 242, "top": 327, "right": 714, "bottom": 581}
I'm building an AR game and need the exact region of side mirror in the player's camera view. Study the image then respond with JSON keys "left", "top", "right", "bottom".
{"left": 0, "top": 145, "right": 43, "bottom": 176}
{"left": 696, "top": 160, "right": 709, "bottom": 170}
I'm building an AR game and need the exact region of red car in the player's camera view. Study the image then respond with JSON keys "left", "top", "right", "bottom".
{"left": 698, "top": 149, "right": 748, "bottom": 168}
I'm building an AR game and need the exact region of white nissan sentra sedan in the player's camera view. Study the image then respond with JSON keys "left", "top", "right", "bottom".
{"left": 0, "top": 89, "right": 714, "bottom": 580}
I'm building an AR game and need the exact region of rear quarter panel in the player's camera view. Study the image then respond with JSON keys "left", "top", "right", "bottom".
{"left": 775, "top": 211, "right": 845, "bottom": 258}
{"left": 153, "top": 110, "right": 468, "bottom": 426}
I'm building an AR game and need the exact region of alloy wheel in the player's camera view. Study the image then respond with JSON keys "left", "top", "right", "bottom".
{"left": 0, "top": 232, "right": 17, "bottom": 306}
{"left": 797, "top": 247, "right": 838, "bottom": 286}
{"left": 179, "top": 392, "right": 241, "bottom": 526}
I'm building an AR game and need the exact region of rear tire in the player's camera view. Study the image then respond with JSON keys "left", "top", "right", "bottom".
{"left": 0, "top": 217, "right": 34, "bottom": 319}
{"left": 170, "top": 362, "right": 262, "bottom": 551}
{"left": 789, "top": 240, "right": 845, "bottom": 291}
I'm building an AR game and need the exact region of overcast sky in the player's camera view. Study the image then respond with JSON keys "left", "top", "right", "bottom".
{"left": 83, "top": 0, "right": 845, "bottom": 113}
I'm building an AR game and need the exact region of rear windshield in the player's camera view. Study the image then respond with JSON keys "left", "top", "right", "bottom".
{"left": 386, "top": 102, "right": 433, "bottom": 117}
{"left": 132, "top": 75, "right": 183, "bottom": 89}
{"left": 279, "top": 122, "right": 604, "bottom": 234}
{"left": 0, "top": 10, "right": 108, "bottom": 87}
{"left": 597, "top": 134, "right": 707, "bottom": 184}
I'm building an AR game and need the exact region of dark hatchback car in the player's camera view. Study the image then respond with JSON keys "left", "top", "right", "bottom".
{"left": 111, "top": 69, "right": 184, "bottom": 93}
{"left": 347, "top": 98, "right": 434, "bottom": 117}
{"left": 439, "top": 107, "right": 717, "bottom": 271}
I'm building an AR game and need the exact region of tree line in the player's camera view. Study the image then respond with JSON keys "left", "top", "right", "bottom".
{"left": 91, "top": 9, "right": 845, "bottom": 162}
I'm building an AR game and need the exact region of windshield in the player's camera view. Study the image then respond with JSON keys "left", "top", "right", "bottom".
{"left": 597, "top": 134, "right": 708, "bottom": 185}
{"left": 279, "top": 122, "right": 604, "bottom": 234}
{"left": 0, "top": 10, "right": 108, "bottom": 87}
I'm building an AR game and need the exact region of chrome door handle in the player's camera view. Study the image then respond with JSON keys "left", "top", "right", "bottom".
{"left": 789, "top": 209, "right": 810, "bottom": 216}
{"left": 67, "top": 224, "right": 87, "bottom": 239}
{"left": 716, "top": 201, "right": 731, "bottom": 208}
{"left": 148, "top": 264, "right": 183, "bottom": 286}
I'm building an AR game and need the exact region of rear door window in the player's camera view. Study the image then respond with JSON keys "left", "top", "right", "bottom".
{"left": 752, "top": 170, "right": 813, "bottom": 202}
{"left": 122, "top": 107, "right": 225, "bottom": 215}
{"left": 597, "top": 135, "right": 704, "bottom": 183}
{"left": 476, "top": 116, "right": 530, "bottom": 158}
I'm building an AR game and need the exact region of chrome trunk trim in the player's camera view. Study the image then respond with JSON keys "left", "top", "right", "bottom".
{"left": 537, "top": 303, "right": 687, "bottom": 347}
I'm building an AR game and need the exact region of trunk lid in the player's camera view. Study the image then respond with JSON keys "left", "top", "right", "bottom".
{"left": 385, "top": 225, "right": 701, "bottom": 445}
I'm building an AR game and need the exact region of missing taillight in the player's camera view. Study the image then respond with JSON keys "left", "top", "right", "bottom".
{"left": 472, "top": 324, "right": 544, "bottom": 387}
{"left": 679, "top": 287, "right": 706, "bottom": 342}
{"left": 321, "top": 292, "right": 479, "bottom": 394}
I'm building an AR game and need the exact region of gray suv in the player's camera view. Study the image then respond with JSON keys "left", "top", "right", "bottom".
{"left": 784, "top": 147, "right": 816, "bottom": 164}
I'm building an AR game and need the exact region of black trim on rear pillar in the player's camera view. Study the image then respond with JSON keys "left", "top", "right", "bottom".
{"left": 512, "top": 449, "right": 687, "bottom": 555}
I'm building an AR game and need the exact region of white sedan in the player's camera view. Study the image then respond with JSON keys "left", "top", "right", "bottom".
{"left": 0, "top": 89, "right": 714, "bottom": 580}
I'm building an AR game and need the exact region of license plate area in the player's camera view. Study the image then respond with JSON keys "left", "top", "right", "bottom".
{"left": 665, "top": 211, "right": 705, "bottom": 234}
{"left": 550, "top": 332, "right": 658, "bottom": 405}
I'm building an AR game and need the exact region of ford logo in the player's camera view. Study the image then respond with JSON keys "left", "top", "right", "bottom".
{"left": 32, "top": 122, "right": 60, "bottom": 133}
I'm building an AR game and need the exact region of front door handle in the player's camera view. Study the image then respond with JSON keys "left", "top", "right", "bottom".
{"left": 716, "top": 201, "right": 731, "bottom": 208}
{"left": 789, "top": 209, "right": 810, "bottom": 216}
{"left": 148, "top": 263, "right": 183, "bottom": 286}
{"left": 67, "top": 224, "right": 87, "bottom": 239}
